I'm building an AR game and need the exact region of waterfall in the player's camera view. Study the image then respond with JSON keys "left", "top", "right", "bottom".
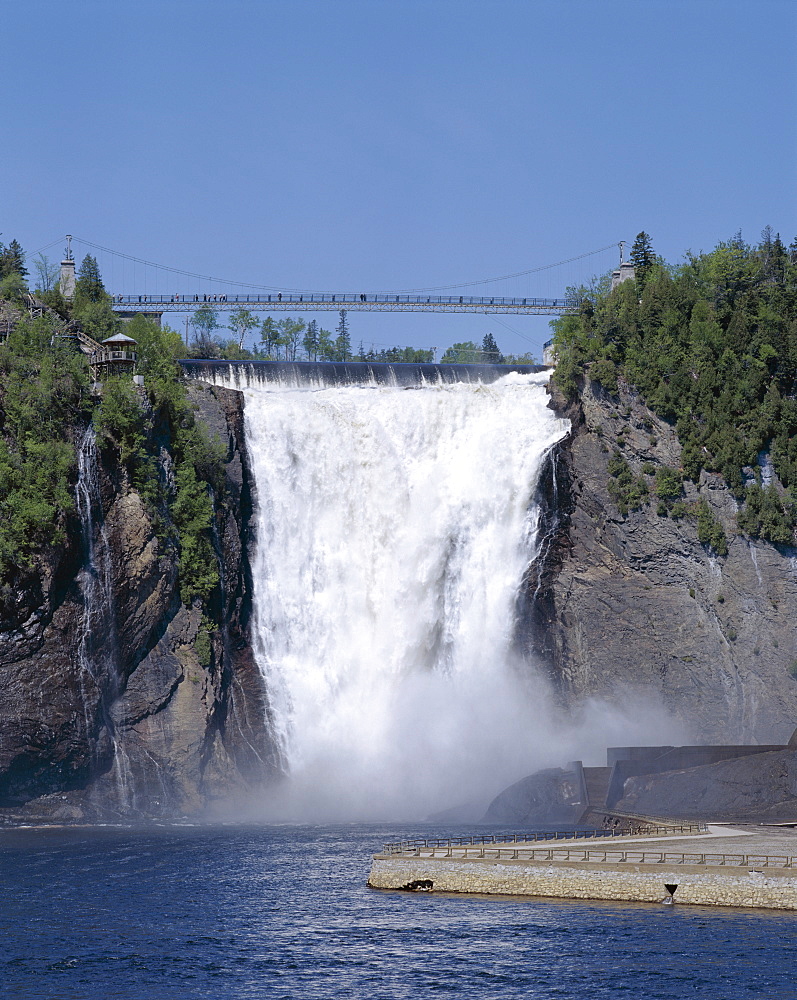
{"left": 239, "top": 369, "right": 570, "bottom": 820}
{"left": 181, "top": 358, "right": 543, "bottom": 390}
{"left": 75, "top": 427, "right": 131, "bottom": 809}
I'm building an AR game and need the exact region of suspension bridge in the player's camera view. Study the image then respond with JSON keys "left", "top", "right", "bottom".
{"left": 112, "top": 291, "right": 574, "bottom": 316}
{"left": 41, "top": 236, "right": 624, "bottom": 320}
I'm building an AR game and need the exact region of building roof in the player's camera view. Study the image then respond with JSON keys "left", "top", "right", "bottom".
{"left": 101, "top": 332, "right": 138, "bottom": 346}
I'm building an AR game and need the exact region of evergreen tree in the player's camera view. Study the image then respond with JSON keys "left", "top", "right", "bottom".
{"left": 550, "top": 229, "right": 797, "bottom": 543}
{"left": 0, "top": 238, "right": 28, "bottom": 279}
{"left": 260, "top": 316, "right": 279, "bottom": 357}
{"left": 303, "top": 319, "right": 319, "bottom": 361}
{"left": 335, "top": 309, "right": 351, "bottom": 361}
{"left": 317, "top": 327, "right": 335, "bottom": 361}
{"left": 74, "top": 254, "right": 106, "bottom": 305}
{"left": 629, "top": 231, "right": 655, "bottom": 293}
{"left": 481, "top": 333, "right": 504, "bottom": 363}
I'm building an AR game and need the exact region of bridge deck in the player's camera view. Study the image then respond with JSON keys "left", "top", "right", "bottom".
{"left": 114, "top": 292, "right": 575, "bottom": 316}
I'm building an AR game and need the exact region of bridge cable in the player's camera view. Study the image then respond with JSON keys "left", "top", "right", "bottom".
{"left": 68, "top": 235, "right": 619, "bottom": 296}
{"left": 380, "top": 243, "right": 620, "bottom": 293}
{"left": 28, "top": 238, "right": 66, "bottom": 257}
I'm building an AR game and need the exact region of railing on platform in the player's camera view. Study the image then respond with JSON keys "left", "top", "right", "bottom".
{"left": 91, "top": 350, "right": 138, "bottom": 364}
{"left": 382, "top": 826, "right": 707, "bottom": 855}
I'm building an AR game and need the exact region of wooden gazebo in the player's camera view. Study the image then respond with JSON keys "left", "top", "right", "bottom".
{"left": 91, "top": 332, "right": 138, "bottom": 379}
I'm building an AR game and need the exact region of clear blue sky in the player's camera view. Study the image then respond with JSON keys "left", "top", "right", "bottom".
{"left": 3, "top": 0, "right": 795, "bottom": 358}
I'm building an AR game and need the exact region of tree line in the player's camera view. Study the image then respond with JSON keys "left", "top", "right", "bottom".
{"left": 1, "top": 240, "right": 536, "bottom": 366}
{"left": 551, "top": 227, "right": 797, "bottom": 546}
{"left": 187, "top": 305, "right": 434, "bottom": 364}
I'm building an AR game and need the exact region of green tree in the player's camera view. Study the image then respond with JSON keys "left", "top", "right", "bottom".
{"left": 278, "top": 316, "right": 306, "bottom": 362}
{"left": 0, "top": 272, "right": 28, "bottom": 302}
{"left": 317, "top": 327, "right": 336, "bottom": 361}
{"left": 227, "top": 307, "right": 258, "bottom": 350}
{"left": 303, "top": 319, "right": 319, "bottom": 361}
{"left": 126, "top": 315, "right": 184, "bottom": 372}
{"left": 0, "top": 314, "right": 90, "bottom": 576}
{"left": 218, "top": 340, "right": 255, "bottom": 360}
{"left": 32, "top": 253, "right": 59, "bottom": 292}
{"left": 696, "top": 498, "right": 728, "bottom": 555}
{"left": 172, "top": 463, "right": 219, "bottom": 605}
{"left": 0, "top": 238, "right": 28, "bottom": 279}
{"left": 440, "top": 341, "right": 481, "bottom": 363}
{"left": 260, "top": 316, "right": 279, "bottom": 357}
{"left": 607, "top": 452, "right": 648, "bottom": 515}
{"left": 73, "top": 255, "right": 106, "bottom": 307}
{"left": 630, "top": 231, "right": 655, "bottom": 294}
{"left": 482, "top": 333, "right": 504, "bottom": 363}
{"left": 78, "top": 300, "right": 120, "bottom": 340}
{"left": 190, "top": 306, "right": 220, "bottom": 356}
{"left": 335, "top": 309, "right": 351, "bottom": 361}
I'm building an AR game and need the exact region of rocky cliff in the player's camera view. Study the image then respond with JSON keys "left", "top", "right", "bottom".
{"left": 531, "top": 377, "right": 797, "bottom": 745}
{"left": 0, "top": 383, "right": 278, "bottom": 823}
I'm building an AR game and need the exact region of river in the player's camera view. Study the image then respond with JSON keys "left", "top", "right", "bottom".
{"left": 1, "top": 823, "right": 794, "bottom": 999}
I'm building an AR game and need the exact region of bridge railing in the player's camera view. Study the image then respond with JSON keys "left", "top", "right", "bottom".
{"left": 113, "top": 292, "right": 578, "bottom": 310}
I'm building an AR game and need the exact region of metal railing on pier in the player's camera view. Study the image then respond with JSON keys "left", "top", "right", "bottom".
{"left": 387, "top": 845, "right": 797, "bottom": 870}
{"left": 382, "top": 825, "right": 706, "bottom": 855}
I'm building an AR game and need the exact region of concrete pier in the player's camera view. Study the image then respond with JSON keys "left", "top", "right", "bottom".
{"left": 369, "top": 826, "right": 797, "bottom": 910}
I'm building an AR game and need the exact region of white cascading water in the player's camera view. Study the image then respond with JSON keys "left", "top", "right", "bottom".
{"left": 75, "top": 427, "right": 132, "bottom": 809}
{"left": 241, "top": 370, "right": 572, "bottom": 820}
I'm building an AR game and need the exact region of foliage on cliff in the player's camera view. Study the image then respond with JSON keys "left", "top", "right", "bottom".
{"left": 96, "top": 314, "right": 224, "bottom": 606}
{"left": 552, "top": 228, "right": 797, "bottom": 544}
{"left": 0, "top": 315, "right": 91, "bottom": 576}
{"left": 0, "top": 304, "right": 222, "bottom": 608}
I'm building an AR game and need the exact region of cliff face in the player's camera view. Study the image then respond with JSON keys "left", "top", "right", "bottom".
{"left": 0, "top": 383, "right": 278, "bottom": 822}
{"left": 532, "top": 378, "right": 797, "bottom": 745}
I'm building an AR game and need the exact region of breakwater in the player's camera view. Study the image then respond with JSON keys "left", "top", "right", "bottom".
{"left": 369, "top": 829, "right": 797, "bottom": 910}
{"left": 368, "top": 855, "right": 797, "bottom": 909}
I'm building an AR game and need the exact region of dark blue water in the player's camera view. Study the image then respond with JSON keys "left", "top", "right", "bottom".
{"left": 1, "top": 824, "right": 794, "bottom": 999}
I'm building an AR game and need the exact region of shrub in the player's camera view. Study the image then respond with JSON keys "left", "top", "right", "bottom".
{"left": 590, "top": 358, "right": 618, "bottom": 394}
{"left": 654, "top": 466, "right": 683, "bottom": 502}
{"left": 696, "top": 498, "right": 729, "bottom": 555}
{"left": 737, "top": 483, "right": 795, "bottom": 545}
{"left": 194, "top": 620, "right": 214, "bottom": 667}
{"left": 607, "top": 452, "right": 648, "bottom": 515}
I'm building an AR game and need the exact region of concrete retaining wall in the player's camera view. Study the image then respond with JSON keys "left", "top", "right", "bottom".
{"left": 369, "top": 856, "right": 797, "bottom": 910}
